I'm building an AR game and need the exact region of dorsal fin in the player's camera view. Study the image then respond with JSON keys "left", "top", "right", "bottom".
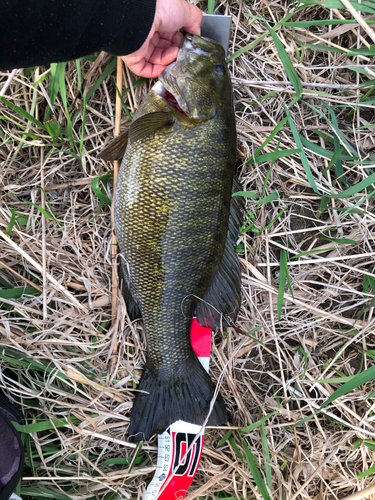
{"left": 98, "top": 128, "right": 129, "bottom": 161}
{"left": 129, "top": 111, "right": 174, "bottom": 144}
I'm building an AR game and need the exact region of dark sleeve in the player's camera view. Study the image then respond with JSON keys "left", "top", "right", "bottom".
{"left": 0, "top": 0, "right": 156, "bottom": 71}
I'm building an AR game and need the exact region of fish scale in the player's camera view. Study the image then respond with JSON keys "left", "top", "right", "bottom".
{"left": 110, "top": 35, "right": 241, "bottom": 441}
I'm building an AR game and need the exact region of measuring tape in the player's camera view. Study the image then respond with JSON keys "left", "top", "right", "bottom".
{"left": 145, "top": 319, "right": 212, "bottom": 500}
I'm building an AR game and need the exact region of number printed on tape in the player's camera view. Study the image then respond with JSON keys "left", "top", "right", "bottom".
{"left": 145, "top": 421, "right": 204, "bottom": 500}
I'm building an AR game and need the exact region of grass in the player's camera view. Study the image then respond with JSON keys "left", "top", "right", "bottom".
{"left": 1, "top": 0, "right": 375, "bottom": 498}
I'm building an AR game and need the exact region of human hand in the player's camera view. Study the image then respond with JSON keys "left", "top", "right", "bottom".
{"left": 121, "top": 0, "right": 202, "bottom": 78}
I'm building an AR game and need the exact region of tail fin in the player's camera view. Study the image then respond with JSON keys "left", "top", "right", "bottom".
{"left": 128, "top": 356, "right": 227, "bottom": 442}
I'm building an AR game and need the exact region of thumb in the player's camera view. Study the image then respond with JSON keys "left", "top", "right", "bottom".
{"left": 181, "top": 1, "right": 202, "bottom": 35}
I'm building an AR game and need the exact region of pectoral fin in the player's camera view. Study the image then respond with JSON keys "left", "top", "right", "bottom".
{"left": 129, "top": 111, "right": 174, "bottom": 144}
{"left": 119, "top": 260, "right": 142, "bottom": 321}
{"left": 98, "top": 129, "right": 129, "bottom": 161}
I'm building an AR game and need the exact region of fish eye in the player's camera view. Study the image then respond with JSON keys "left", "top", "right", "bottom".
{"left": 186, "top": 33, "right": 193, "bottom": 41}
{"left": 215, "top": 65, "right": 225, "bottom": 74}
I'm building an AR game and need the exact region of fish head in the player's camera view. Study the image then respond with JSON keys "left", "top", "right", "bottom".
{"left": 158, "top": 34, "right": 231, "bottom": 121}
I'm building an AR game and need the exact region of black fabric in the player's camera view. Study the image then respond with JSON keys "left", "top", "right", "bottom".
{"left": 0, "top": 0, "right": 156, "bottom": 71}
{"left": 0, "top": 396, "right": 25, "bottom": 500}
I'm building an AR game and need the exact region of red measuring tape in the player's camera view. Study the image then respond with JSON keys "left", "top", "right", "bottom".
{"left": 145, "top": 319, "right": 212, "bottom": 499}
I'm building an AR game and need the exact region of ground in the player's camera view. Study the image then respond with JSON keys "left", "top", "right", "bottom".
{"left": 1, "top": 0, "right": 375, "bottom": 499}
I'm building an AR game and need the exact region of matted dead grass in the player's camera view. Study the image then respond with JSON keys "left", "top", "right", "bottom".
{"left": 1, "top": 0, "right": 375, "bottom": 499}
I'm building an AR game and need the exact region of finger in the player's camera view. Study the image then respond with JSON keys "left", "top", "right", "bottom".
{"left": 121, "top": 57, "right": 151, "bottom": 78}
{"left": 155, "top": 31, "right": 177, "bottom": 43}
{"left": 158, "top": 31, "right": 184, "bottom": 47}
{"left": 122, "top": 57, "right": 166, "bottom": 79}
{"left": 147, "top": 45, "right": 179, "bottom": 66}
{"left": 144, "top": 36, "right": 173, "bottom": 62}
{"left": 121, "top": 44, "right": 178, "bottom": 78}
{"left": 182, "top": 2, "right": 202, "bottom": 35}
{"left": 171, "top": 31, "right": 184, "bottom": 46}
{"left": 153, "top": 37, "right": 174, "bottom": 50}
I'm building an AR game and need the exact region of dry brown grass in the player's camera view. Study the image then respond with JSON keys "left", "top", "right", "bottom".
{"left": 1, "top": 0, "right": 375, "bottom": 499}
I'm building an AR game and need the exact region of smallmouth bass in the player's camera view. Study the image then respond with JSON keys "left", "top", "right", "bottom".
{"left": 100, "top": 34, "right": 242, "bottom": 441}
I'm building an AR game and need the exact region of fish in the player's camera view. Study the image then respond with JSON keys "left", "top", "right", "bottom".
{"left": 99, "top": 34, "right": 243, "bottom": 441}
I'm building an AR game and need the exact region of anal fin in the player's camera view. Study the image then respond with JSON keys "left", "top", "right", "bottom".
{"left": 196, "top": 177, "right": 244, "bottom": 328}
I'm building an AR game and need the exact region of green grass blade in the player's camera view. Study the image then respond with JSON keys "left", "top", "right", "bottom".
{"left": 299, "top": 134, "right": 352, "bottom": 162}
{"left": 248, "top": 148, "right": 301, "bottom": 165}
{"left": 262, "top": 164, "right": 274, "bottom": 196}
{"left": 86, "top": 57, "right": 117, "bottom": 101}
{"left": 357, "top": 464, "right": 375, "bottom": 479}
{"left": 229, "top": 436, "right": 244, "bottom": 462}
{"left": 334, "top": 134, "right": 345, "bottom": 185}
{"left": 0, "top": 276, "right": 12, "bottom": 288}
{"left": 232, "top": 191, "right": 259, "bottom": 199}
{"left": 247, "top": 326, "right": 263, "bottom": 335}
{"left": 285, "top": 106, "right": 319, "bottom": 193}
{"left": 267, "top": 25, "right": 303, "bottom": 99}
{"left": 0, "top": 350, "right": 73, "bottom": 380}
{"left": 24, "top": 434, "right": 35, "bottom": 477}
{"left": 23, "top": 201, "right": 64, "bottom": 226}
{"left": 364, "top": 440, "right": 375, "bottom": 451}
{"left": 293, "top": 364, "right": 375, "bottom": 428}
{"left": 260, "top": 419, "right": 272, "bottom": 493}
{"left": 278, "top": 249, "right": 287, "bottom": 321}
{"left": 44, "top": 118, "right": 63, "bottom": 141}
{"left": 364, "top": 350, "right": 375, "bottom": 360}
{"left": 5, "top": 208, "right": 16, "bottom": 235}
{"left": 20, "top": 486, "right": 71, "bottom": 500}
{"left": 256, "top": 192, "right": 279, "bottom": 207}
{"left": 239, "top": 435, "right": 271, "bottom": 500}
{"left": 316, "top": 233, "right": 360, "bottom": 244}
{"left": 240, "top": 411, "right": 278, "bottom": 433}
{"left": 116, "top": 81, "right": 133, "bottom": 120}
{"left": 0, "top": 96, "right": 47, "bottom": 131}
{"left": 217, "top": 429, "right": 233, "bottom": 447}
{"left": 297, "top": 346, "right": 308, "bottom": 378}
{"left": 328, "top": 172, "right": 375, "bottom": 199}
{"left": 305, "top": 101, "right": 359, "bottom": 158}
{"left": 91, "top": 173, "right": 113, "bottom": 211}
{"left": 246, "top": 92, "right": 278, "bottom": 108}
{"left": 312, "top": 376, "right": 355, "bottom": 383}
{"left": 316, "top": 195, "right": 330, "bottom": 218}
{"left": 304, "top": 43, "right": 375, "bottom": 57}
{"left": 252, "top": 116, "right": 289, "bottom": 157}
{"left": 80, "top": 96, "right": 87, "bottom": 157}
{"left": 296, "top": 0, "right": 375, "bottom": 15}
{"left": 227, "top": 12, "right": 295, "bottom": 62}
{"left": 323, "top": 147, "right": 345, "bottom": 176}
{"left": 102, "top": 455, "right": 145, "bottom": 469}
{"left": 291, "top": 248, "right": 336, "bottom": 259}
{"left": 45, "top": 62, "right": 67, "bottom": 121}
{"left": 208, "top": 0, "right": 215, "bottom": 14}
{"left": 13, "top": 415, "right": 82, "bottom": 433}
{"left": 76, "top": 58, "right": 82, "bottom": 93}
{"left": 281, "top": 18, "right": 375, "bottom": 26}
{"left": 303, "top": 43, "right": 348, "bottom": 54}
{"left": 58, "top": 63, "right": 74, "bottom": 149}
{"left": 263, "top": 205, "right": 289, "bottom": 232}
{"left": 326, "top": 104, "right": 351, "bottom": 163}
{"left": 0, "top": 286, "right": 40, "bottom": 299}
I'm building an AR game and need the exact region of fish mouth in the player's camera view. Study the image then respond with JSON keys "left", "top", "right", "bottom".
{"left": 163, "top": 88, "right": 187, "bottom": 116}
{"left": 156, "top": 75, "right": 189, "bottom": 117}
